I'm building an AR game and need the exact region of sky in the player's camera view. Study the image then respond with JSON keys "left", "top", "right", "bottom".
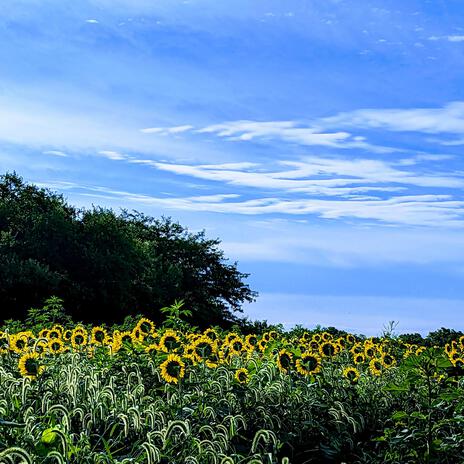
{"left": 1, "top": 0, "right": 464, "bottom": 335}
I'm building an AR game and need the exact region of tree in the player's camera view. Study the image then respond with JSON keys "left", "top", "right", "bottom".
{"left": 0, "top": 172, "right": 257, "bottom": 326}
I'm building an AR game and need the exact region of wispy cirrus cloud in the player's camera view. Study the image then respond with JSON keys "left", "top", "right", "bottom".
{"left": 139, "top": 102, "right": 464, "bottom": 150}
{"left": 141, "top": 120, "right": 393, "bottom": 152}
{"left": 321, "top": 101, "right": 464, "bottom": 135}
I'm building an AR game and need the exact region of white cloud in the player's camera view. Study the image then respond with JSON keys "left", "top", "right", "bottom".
{"left": 140, "top": 125, "right": 194, "bottom": 134}
{"left": 57, "top": 179, "right": 464, "bottom": 227}
{"left": 196, "top": 120, "right": 391, "bottom": 151}
{"left": 98, "top": 150, "right": 127, "bottom": 160}
{"left": 85, "top": 19, "right": 99, "bottom": 24}
{"left": 322, "top": 101, "right": 464, "bottom": 135}
{"left": 447, "top": 35, "right": 464, "bottom": 42}
{"left": 152, "top": 156, "right": 464, "bottom": 192}
{"left": 43, "top": 150, "right": 68, "bottom": 157}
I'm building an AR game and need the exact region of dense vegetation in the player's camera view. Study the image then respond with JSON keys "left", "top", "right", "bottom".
{"left": 0, "top": 173, "right": 256, "bottom": 326}
{"left": 1, "top": 302, "right": 464, "bottom": 463}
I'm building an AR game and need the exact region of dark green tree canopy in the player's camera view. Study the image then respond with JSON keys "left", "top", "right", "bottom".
{"left": 0, "top": 172, "right": 257, "bottom": 325}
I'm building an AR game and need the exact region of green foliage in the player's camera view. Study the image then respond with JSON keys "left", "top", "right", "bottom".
{"left": 0, "top": 172, "right": 257, "bottom": 326}
{"left": 159, "top": 300, "right": 192, "bottom": 331}
{"left": 26, "top": 296, "right": 72, "bottom": 327}
{"left": 426, "top": 328, "right": 464, "bottom": 347}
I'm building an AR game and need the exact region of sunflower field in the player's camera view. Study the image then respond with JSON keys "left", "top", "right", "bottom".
{"left": 1, "top": 315, "right": 464, "bottom": 463}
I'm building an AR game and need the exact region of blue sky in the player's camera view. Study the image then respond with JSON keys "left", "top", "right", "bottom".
{"left": 2, "top": 0, "right": 464, "bottom": 335}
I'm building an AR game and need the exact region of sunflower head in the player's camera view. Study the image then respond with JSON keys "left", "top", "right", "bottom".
{"left": 268, "top": 331, "right": 278, "bottom": 340}
{"left": 354, "top": 353, "right": 365, "bottom": 364}
{"left": 158, "top": 330, "right": 181, "bottom": 353}
{"left": 235, "top": 367, "right": 250, "bottom": 384}
{"left": 18, "top": 352, "right": 45, "bottom": 380}
{"left": 321, "top": 332, "right": 332, "bottom": 342}
{"left": 346, "top": 334, "right": 356, "bottom": 344}
{"left": 245, "top": 334, "right": 258, "bottom": 347}
{"left": 229, "top": 337, "right": 245, "bottom": 355}
{"left": 261, "top": 333, "right": 270, "bottom": 343}
{"left": 47, "top": 329, "right": 61, "bottom": 340}
{"left": 48, "top": 338, "right": 65, "bottom": 354}
{"left": 136, "top": 317, "right": 156, "bottom": 336}
{"left": 257, "top": 339, "right": 267, "bottom": 353}
{"left": 192, "top": 337, "right": 216, "bottom": 361}
{"left": 320, "top": 342, "right": 336, "bottom": 358}
{"left": 0, "top": 333, "right": 9, "bottom": 354}
{"left": 343, "top": 366, "right": 360, "bottom": 384}
{"left": 38, "top": 329, "right": 50, "bottom": 339}
{"left": 203, "top": 328, "right": 219, "bottom": 341}
{"left": 369, "top": 358, "right": 383, "bottom": 376}
{"left": 71, "top": 330, "right": 88, "bottom": 350}
{"left": 91, "top": 327, "right": 109, "bottom": 346}
{"left": 300, "top": 332, "right": 311, "bottom": 343}
{"left": 277, "top": 349, "right": 293, "bottom": 373}
{"left": 296, "top": 353, "right": 321, "bottom": 376}
{"left": 10, "top": 333, "right": 29, "bottom": 353}
{"left": 381, "top": 353, "right": 396, "bottom": 368}
{"left": 224, "top": 332, "right": 240, "bottom": 345}
{"left": 160, "top": 354, "right": 186, "bottom": 384}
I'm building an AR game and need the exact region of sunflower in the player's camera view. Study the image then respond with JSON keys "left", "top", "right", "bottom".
{"left": 346, "top": 334, "right": 356, "bottom": 344}
{"left": 245, "top": 334, "right": 258, "bottom": 347}
{"left": 71, "top": 330, "right": 88, "bottom": 350}
{"left": 47, "top": 329, "right": 61, "bottom": 340}
{"left": 364, "top": 345, "right": 376, "bottom": 358}
{"left": 268, "top": 331, "right": 278, "bottom": 340}
{"left": 369, "top": 358, "right": 383, "bottom": 376}
{"left": 0, "top": 332, "right": 9, "bottom": 354}
{"left": 257, "top": 339, "right": 267, "bottom": 353}
{"left": 235, "top": 367, "right": 250, "bottom": 384}
{"left": 336, "top": 338, "right": 346, "bottom": 349}
{"left": 158, "top": 330, "right": 181, "bottom": 353}
{"left": 38, "top": 329, "right": 50, "bottom": 339}
{"left": 34, "top": 340, "right": 49, "bottom": 356}
{"left": 73, "top": 325, "right": 87, "bottom": 334}
{"left": 224, "top": 332, "right": 240, "bottom": 345}
{"left": 381, "top": 353, "right": 396, "bottom": 368}
{"left": 353, "top": 353, "right": 365, "bottom": 364}
{"left": 108, "top": 334, "right": 122, "bottom": 355}
{"left": 350, "top": 343, "right": 364, "bottom": 355}
{"left": 203, "top": 328, "right": 219, "bottom": 342}
{"left": 264, "top": 332, "right": 273, "bottom": 343}
{"left": 118, "top": 331, "right": 135, "bottom": 345}
{"left": 319, "top": 341, "right": 336, "bottom": 358}
{"left": 277, "top": 349, "right": 293, "bottom": 374}
{"left": 321, "top": 332, "right": 332, "bottom": 342}
{"left": 10, "top": 333, "right": 29, "bottom": 354}
{"left": 416, "top": 346, "right": 426, "bottom": 356}
{"left": 191, "top": 336, "right": 216, "bottom": 362}
{"left": 51, "top": 324, "right": 64, "bottom": 336}
{"left": 309, "top": 340, "right": 320, "bottom": 352}
{"left": 343, "top": 366, "right": 360, "bottom": 384}
{"left": 18, "top": 352, "right": 45, "bottom": 380}
{"left": 90, "top": 327, "right": 109, "bottom": 346}
{"left": 300, "top": 332, "right": 311, "bottom": 343}
{"left": 48, "top": 338, "right": 65, "bottom": 355}
{"left": 160, "top": 354, "right": 185, "bottom": 384}
{"left": 62, "top": 330, "right": 72, "bottom": 342}
{"left": 228, "top": 337, "right": 245, "bottom": 356}
{"left": 136, "top": 317, "right": 156, "bottom": 336}
{"left": 145, "top": 343, "right": 158, "bottom": 355}
{"left": 312, "top": 334, "right": 322, "bottom": 343}
{"left": 296, "top": 353, "right": 321, "bottom": 376}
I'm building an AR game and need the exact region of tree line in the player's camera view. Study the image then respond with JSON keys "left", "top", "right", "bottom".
{"left": 0, "top": 172, "right": 257, "bottom": 326}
